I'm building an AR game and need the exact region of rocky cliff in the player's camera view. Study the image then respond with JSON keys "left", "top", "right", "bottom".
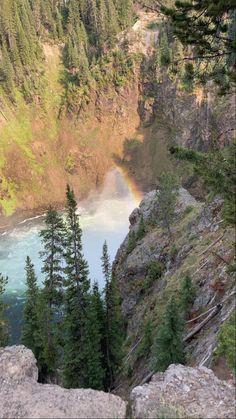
{"left": 113, "top": 187, "right": 235, "bottom": 395}
{"left": 131, "top": 364, "right": 235, "bottom": 419}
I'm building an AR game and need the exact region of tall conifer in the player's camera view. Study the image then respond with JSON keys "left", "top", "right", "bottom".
{"left": 21, "top": 257, "right": 41, "bottom": 356}
{"left": 102, "top": 241, "right": 123, "bottom": 390}
{"left": 63, "top": 185, "right": 90, "bottom": 388}
{"left": 152, "top": 296, "right": 185, "bottom": 372}
{"left": 0, "top": 273, "right": 8, "bottom": 347}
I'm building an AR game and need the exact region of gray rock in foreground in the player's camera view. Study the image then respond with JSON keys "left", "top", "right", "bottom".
{"left": 131, "top": 364, "right": 235, "bottom": 419}
{"left": 0, "top": 345, "right": 126, "bottom": 419}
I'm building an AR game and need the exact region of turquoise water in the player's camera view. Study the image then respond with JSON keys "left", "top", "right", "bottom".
{"left": 0, "top": 168, "right": 140, "bottom": 342}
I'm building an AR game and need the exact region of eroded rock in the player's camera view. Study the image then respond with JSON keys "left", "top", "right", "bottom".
{"left": 131, "top": 364, "right": 235, "bottom": 419}
{"left": 0, "top": 346, "right": 126, "bottom": 419}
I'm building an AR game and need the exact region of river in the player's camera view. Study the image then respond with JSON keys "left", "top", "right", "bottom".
{"left": 0, "top": 168, "right": 142, "bottom": 343}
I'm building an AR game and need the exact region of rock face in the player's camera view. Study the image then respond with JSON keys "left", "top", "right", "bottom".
{"left": 0, "top": 346, "right": 126, "bottom": 419}
{"left": 131, "top": 364, "right": 235, "bottom": 419}
{"left": 113, "top": 187, "right": 235, "bottom": 393}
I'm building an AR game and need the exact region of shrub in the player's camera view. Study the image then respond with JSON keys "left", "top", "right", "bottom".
{"left": 170, "top": 244, "right": 178, "bottom": 259}
{"left": 144, "top": 261, "right": 164, "bottom": 291}
{"left": 184, "top": 205, "right": 194, "bottom": 215}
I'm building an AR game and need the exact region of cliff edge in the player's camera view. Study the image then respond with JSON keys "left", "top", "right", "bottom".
{"left": 0, "top": 345, "right": 126, "bottom": 419}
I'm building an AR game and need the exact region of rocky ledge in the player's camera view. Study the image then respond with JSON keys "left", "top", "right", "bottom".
{"left": 131, "top": 364, "right": 235, "bottom": 419}
{"left": 0, "top": 346, "right": 235, "bottom": 418}
{"left": 0, "top": 346, "right": 126, "bottom": 419}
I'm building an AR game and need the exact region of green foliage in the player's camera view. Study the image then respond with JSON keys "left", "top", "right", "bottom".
{"left": 184, "top": 205, "right": 194, "bottom": 215}
{"left": 179, "top": 274, "right": 196, "bottom": 317}
{"left": 127, "top": 230, "right": 137, "bottom": 254}
{"left": 39, "top": 207, "right": 66, "bottom": 378}
{"left": 162, "top": 0, "right": 236, "bottom": 90}
{"left": 63, "top": 185, "right": 90, "bottom": 388}
{"left": 39, "top": 207, "right": 65, "bottom": 308}
{"left": 170, "top": 244, "right": 178, "bottom": 259}
{"left": 137, "top": 318, "right": 153, "bottom": 358}
{"left": 157, "top": 171, "right": 179, "bottom": 236}
{"left": 83, "top": 283, "right": 105, "bottom": 390}
{"left": 170, "top": 141, "right": 236, "bottom": 225}
{"left": 0, "top": 273, "right": 8, "bottom": 346}
{"left": 136, "top": 215, "right": 146, "bottom": 241}
{"left": 102, "top": 241, "right": 124, "bottom": 390}
{"left": 0, "top": 0, "right": 135, "bottom": 104}
{"left": 152, "top": 296, "right": 185, "bottom": 372}
{"left": 160, "top": 31, "right": 172, "bottom": 67}
{"left": 181, "top": 62, "right": 194, "bottom": 91}
{"left": 21, "top": 257, "right": 42, "bottom": 361}
{"left": 216, "top": 311, "right": 236, "bottom": 374}
{"left": 144, "top": 260, "right": 164, "bottom": 291}
{"left": 36, "top": 289, "right": 58, "bottom": 379}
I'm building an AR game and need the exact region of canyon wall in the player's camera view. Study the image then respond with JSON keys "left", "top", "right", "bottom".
{"left": 0, "top": 11, "right": 234, "bottom": 221}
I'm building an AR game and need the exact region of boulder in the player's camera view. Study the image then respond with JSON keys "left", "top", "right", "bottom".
{"left": 131, "top": 364, "right": 235, "bottom": 419}
{"left": 0, "top": 346, "right": 127, "bottom": 419}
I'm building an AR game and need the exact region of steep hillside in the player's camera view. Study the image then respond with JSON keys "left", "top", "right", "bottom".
{"left": 113, "top": 188, "right": 235, "bottom": 396}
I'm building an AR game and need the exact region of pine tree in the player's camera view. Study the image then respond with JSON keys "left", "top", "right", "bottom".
{"left": 102, "top": 242, "right": 123, "bottom": 390}
{"left": 63, "top": 185, "right": 90, "bottom": 388}
{"left": 157, "top": 172, "right": 179, "bottom": 237}
{"left": 137, "top": 317, "right": 153, "bottom": 358}
{"left": 179, "top": 274, "right": 196, "bottom": 317}
{"left": 160, "top": 31, "right": 171, "bottom": 67}
{"left": 162, "top": 0, "right": 236, "bottom": 88}
{"left": 136, "top": 215, "right": 146, "bottom": 241}
{"left": 0, "top": 43, "right": 15, "bottom": 96}
{"left": 152, "top": 296, "right": 185, "bottom": 372}
{"left": 0, "top": 273, "right": 8, "bottom": 347}
{"left": 21, "top": 257, "right": 41, "bottom": 356}
{"left": 36, "top": 289, "right": 57, "bottom": 380}
{"left": 127, "top": 230, "right": 136, "bottom": 254}
{"left": 39, "top": 207, "right": 65, "bottom": 377}
{"left": 105, "top": 0, "right": 120, "bottom": 48}
{"left": 40, "top": 207, "right": 65, "bottom": 308}
{"left": 83, "top": 283, "right": 105, "bottom": 390}
{"left": 116, "top": 0, "right": 133, "bottom": 29}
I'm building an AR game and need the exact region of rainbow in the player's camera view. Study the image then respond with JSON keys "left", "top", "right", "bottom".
{"left": 116, "top": 166, "right": 143, "bottom": 204}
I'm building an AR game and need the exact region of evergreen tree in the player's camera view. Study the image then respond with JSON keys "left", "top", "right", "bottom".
{"left": 152, "top": 296, "right": 185, "bottom": 372}
{"left": 83, "top": 283, "right": 105, "bottom": 390}
{"left": 39, "top": 207, "right": 65, "bottom": 377}
{"left": 39, "top": 207, "right": 65, "bottom": 308}
{"left": 0, "top": 273, "right": 8, "bottom": 347}
{"left": 102, "top": 242, "right": 124, "bottom": 390}
{"left": 137, "top": 317, "right": 153, "bottom": 358}
{"left": 160, "top": 31, "right": 171, "bottom": 67}
{"left": 36, "top": 289, "right": 57, "bottom": 380}
{"left": 127, "top": 230, "right": 136, "bottom": 254}
{"left": 21, "top": 257, "right": 41, "bottom": 357}
{"left": 179, "top": 273, "right": 196, "bottom": 317}
{"left": 116, "top": 0, "right": 134, "bottom": 29}
{"left": 105, "top": 0, "right": 120, "bottom": 47}
{"left": 136, "top": 215, "right": 146, "bottom": 241}
{"left": 157, "top": 172, "right": 179, "bottom": 237}
{"left": 63, "top": 185, "right": 90, "bottom": 388}
{"left": 161, "top": 0, "right": 236, "bottom": 88}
